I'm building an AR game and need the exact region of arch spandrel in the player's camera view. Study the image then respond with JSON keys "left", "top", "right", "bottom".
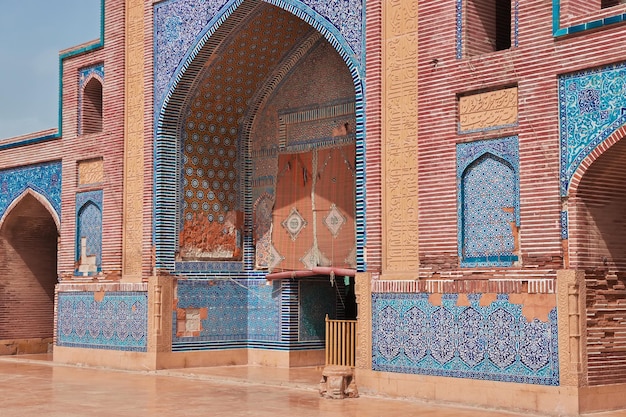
{"left": 154, "top": 0, "right": 363, "bottom": 110}
{"left": 559, "top": 62, "right": 626, "bottom": 196}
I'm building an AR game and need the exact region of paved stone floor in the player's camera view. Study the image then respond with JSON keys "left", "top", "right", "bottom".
{"left": 1, "top": 355, "right": 626, "bottom": 417}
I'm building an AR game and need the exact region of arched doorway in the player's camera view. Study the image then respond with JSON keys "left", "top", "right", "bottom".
{"left": 569, "top": 134, "right": 626, "bottom": 384}
{"left": 155, "top": 0, "right": 363, "bottom": 362}
{"left": 0, "top": 192, "right": 58, "bottom": 354}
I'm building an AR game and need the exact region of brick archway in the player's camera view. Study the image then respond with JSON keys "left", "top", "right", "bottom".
{"left": 0, "top": 192, "right": 58, "bottom": 354}
{"left": 568, "top": 126, "right": 626, "bottom": 271}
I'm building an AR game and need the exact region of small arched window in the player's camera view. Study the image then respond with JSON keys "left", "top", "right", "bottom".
{"left": 81, "top": 78, "right": 103, "bottom": 134}
{"left": 75, "top": 191, "right": 103, "bottom": 276}
{"left": 457, "top": 137, "right": 519, "bottom": 267}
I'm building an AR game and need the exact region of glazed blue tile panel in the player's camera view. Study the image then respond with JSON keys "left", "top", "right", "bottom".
{"left": 0, "top": 161, "right": 61, "bottom": 221}
{"left": 372, "top": 293, "right": 559, "bottom": 386}
{"left": 457, "top": 137, "right": 519, "bottom": 267}
{"left": 154, "top": 0, "right": 363, "bottom": 108}
{"left": 268, "top": 0, "right": 362, "bottom": 62}
{"left": 57, "top": 292, "right": 148, "bottom": 352}
{"left": 559, "top": 62, "right": 626, "bottom": 195}
{"left": 175, "top": 279, "right": 248, "bottom": 341}
{"left": 154, "top": 0, "right": 230, "bottom": 109}
{"left": 248, "top": 280, "right": 281, "bottom": 341}
{"left": 299, "top": 280, "right": 336, "bottom": 342}
{"left": 462, "top": 156, "right": 516, "bottom": 265}
{"left": 75, "top": 190, "right": 103, "bottom": 271}
{"left": 79, "top": 64, "right": 104, "bottom": 88}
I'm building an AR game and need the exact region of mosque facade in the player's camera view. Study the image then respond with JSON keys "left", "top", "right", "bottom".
{"left": 1, "top": 0, "right": 626, "bottom": 414}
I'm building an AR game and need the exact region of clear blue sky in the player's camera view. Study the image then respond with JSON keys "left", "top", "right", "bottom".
{"left": 0, "top": 1, "right": 101, "bottom": 139}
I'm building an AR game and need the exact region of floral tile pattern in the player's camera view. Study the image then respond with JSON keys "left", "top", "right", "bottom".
{"left": 173, "top": 279, "right": 280, "bottom": 344}
{"left": 559, "top": 62, "right": 626, "bottom": 195}
{"left": 457, "top": 137, "right": 519, "bottom": 267}
{"left": 57, "top": 292, "right": 148, "bottom": 352}
{"left": 372, "top": 293, "right": 559, "bottom": 386}
{"left": 0, "top": 161, "right": 61, "bottom": 222}
{"left": 154, "top": 0, "right": 363, "bottom": 108}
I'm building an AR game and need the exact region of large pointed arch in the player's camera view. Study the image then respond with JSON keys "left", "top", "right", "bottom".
{"left": 154, "top": 0, "right": 366, "bottom": 273}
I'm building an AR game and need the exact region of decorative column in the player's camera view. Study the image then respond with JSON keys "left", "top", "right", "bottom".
{"left": 557, "top": 269, "right": 587, "bottom": 386}
{"left": 355, "top": 272, "right": 372, "bottom": 370}
{"left": 381, "top": 0, "right": 419, "bottom": 279}
{"left": 122, "top": 0, "right": 145, "bottom": 282}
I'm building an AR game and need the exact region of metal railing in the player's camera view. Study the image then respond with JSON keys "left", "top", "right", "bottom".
{"left": 325, "top": 314, "right": 357, "bottom": 367}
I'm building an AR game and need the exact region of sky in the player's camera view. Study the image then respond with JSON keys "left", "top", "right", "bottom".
{"left": 0, "top": 1, "right": 101, "bottom": 140}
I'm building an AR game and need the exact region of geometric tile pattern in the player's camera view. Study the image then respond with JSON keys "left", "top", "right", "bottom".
{"left": 154, "top": 0, "right": 367, "bottom": 274}
{"left": 558, "top": 61, "right": 626, "bottom": 195}
{"left": 173, "top": 279, "right": 281, "bottom": 345}
{"left": 372, "top": 293, "right": 559, "bottom": 386}
{"left": 56, "top": 292, "right": 147, "bottom": 352}
{"left": 153, "top": 0, "right": 229, "bottom": 110}
{"left": 457, "top": 137, "right": 519, "bottom": 267}
{"left": 153, "top": 0, "right": 363, "bottom": 109}
{"left": 248, "top": 280, "right": 281, "bottom": 341}
{"left": 299, "top": 279, "right": 336, "bottom": 341}
{"left": 75, "top": 190, "right": 103, "bottom": 273}
{"left": 0, "top": 161, "right": 61, "bottom": 222}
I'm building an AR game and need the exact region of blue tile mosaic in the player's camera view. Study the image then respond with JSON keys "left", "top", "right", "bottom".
{"left": 154, "top": 0, "right": 363, "bottom": 109}
{"left": 173, "top": 279, "right": 281, "bottom": 343}
{"left": 75, "top": 190, "right": 103, "bottom": 274}
{"left": 57, "top": 292, "right": 148, "bottom": 352}
{"left": 248, "top": 280, "right": 281, "bottom": 341}
{"left": 457, "top": 137, "right": 519, "bottom": 267}
{"left": 154, "top": 0, "right": 230, "bottom": 110}
{"left": 154, "top": 0, "right": 367, "bottom": 275}
{"left": 372, "top": 293, "right": 559, "bottom": 386}
{"left": 560, "top": 211, "right": 568, "bottom": 240}
{"left": 558, "top": 62, "right": 626, "bottom": 195}
{"left": 0, "top": 161, "right": 61, "bottom": 222}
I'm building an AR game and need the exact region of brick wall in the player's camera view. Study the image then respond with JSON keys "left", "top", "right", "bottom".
{"left": 58, "top": 0, "right": 126, "bottom": 280}
{"left": 570, "top": 138, "right": 626, "bottom": 384}
{"left": 418, "top": 0, "right": 626, "bottom": 384}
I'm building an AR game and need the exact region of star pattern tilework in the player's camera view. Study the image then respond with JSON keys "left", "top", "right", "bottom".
{"left": 457, "top": 137, "right": 519, "bottom": 267}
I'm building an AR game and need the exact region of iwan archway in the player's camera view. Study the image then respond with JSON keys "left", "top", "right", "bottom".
{"left": 0, "top": 190, "right": 59, "bottom": 354}
{"left": 154, "top": 0, "right": 364, "bottom": 365}
{"left": 567, "top": 129, "right": 626, "bottom": 386}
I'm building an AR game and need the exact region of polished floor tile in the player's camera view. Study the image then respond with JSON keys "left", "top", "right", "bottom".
{"left": 0, "top": 355, "right": 621, "bottom": 417}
